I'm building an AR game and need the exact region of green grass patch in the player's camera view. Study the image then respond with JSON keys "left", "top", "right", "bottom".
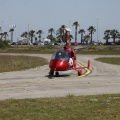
{"left": 95, "top": 57, "right": 120, "bottom": 65}
{"left": 0, "top": 55, "right": 48, "bottom": 72}
{"left": 0, "top": 94, "right": 120, "bottom": 120}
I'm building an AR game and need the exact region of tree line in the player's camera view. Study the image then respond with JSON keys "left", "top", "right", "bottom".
{"left": 20, "top": 22, "right": 96, "bottom": 44}
{"left": 103, "top": 29, "right": 120, "bottom": 44}
{"left": 0, "top": 27, "right": 14, "bottom": 43}
{"left": 0, "top": 21, "right": 120, "bottom": 44}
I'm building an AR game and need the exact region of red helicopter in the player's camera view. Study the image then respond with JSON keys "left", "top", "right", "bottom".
{"left": 49, "top": 28, "right": 90, "bottom": 77}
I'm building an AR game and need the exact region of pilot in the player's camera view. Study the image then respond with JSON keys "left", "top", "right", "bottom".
{"left": 69, "top": 51, "right": 74, "bottom": 67}
{"left": 69, "top": 57, "right": 73, "bottom": 67}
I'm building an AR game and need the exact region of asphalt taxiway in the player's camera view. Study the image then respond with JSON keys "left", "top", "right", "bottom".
{"left": 0, "top": 53, "right": 120, "bottom": 100}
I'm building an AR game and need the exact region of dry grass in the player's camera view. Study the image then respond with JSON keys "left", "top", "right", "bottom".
{"left": 0, "top": 45, "right": 120, "bottom": 55}
{"left": 0, "top": 55, "right": 48, "bottom": 73}
{"left": 0, "top": 45, "right": 60, "bottom": 54}
{"left": 76, "top": 45, "right": 120, "bottom": 55}
{"left": 95, "top": 57, "right": 120, "bottom": 65}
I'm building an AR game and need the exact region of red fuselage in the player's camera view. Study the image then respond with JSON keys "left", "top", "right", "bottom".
{"left": 49, "top": 47, "right": 76, "bottom": 72}
{"left": 49, "top": 60, "right": 69, "bottom": 71}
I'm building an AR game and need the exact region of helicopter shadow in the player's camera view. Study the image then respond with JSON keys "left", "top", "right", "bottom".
{"left": 45, "top": 74, "right": 70, "bottom": 79}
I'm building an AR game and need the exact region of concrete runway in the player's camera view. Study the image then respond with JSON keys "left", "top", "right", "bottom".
{"left": 0, "top": 53, "right": 120, "bottom": 100}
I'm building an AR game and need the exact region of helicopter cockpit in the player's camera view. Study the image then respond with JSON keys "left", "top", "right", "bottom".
{"left": 51, "top": 50, "right": 70, "bottom": 62}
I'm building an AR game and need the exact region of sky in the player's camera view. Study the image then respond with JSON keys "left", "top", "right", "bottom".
{"left": 0, "top": 0, "right": 120, "bottom": 43}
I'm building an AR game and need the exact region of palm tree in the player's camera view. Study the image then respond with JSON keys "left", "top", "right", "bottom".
{"left": 117, "top": 33, "right": 120, "bottom": 40}
{"left": 103, "top": 35, "right": 110, "bottom": 44}
{"left": 47, "top": 34, "right": 56, "bottom": 42}
{"left": 72, "top": 21, "right": 79, "bottom": 43}
{"left": 48, "top": 28, "right": 54, "bottom": 35}
{"left": 83, "top": 34, "right": 90, "bottom": 44}
{"left": 9, "top": 28, "right": 14, "bottom": 43}
{"left": 56, "top": 25, "right": 66, "bottom": 42}
{"left": 56, "top": 29, "right": 62, "bottom": 42}
{"left": 20, "top": 31, "right": 29, "bottom": 44}
{"left": 0, "top": 27, "right": 1, "bottom": 32}
{"left": 36, "top": 30, "right": 43, "bottom": 42}
{"left": 87, "top": 26, "right": 96, "bottom": 43}
{"left": 69, "top": 34, "right": 74, "bottom": 43}
{"left": 29, "top": 30, "right": 35, "bottom": 43}
{"left": 78, "top": 29, "right": 85, "bottom": 44}
{"left": 56, "top": 34, "right": 62, "bottom": 43}
{"left": 60, "top": 25, "right": 66, "bottom": 42}
{"left": 0, "top": 33, "right": 4, "bottom": 41}
{"left": 110, "top": 29, "right": 119, "bottom": 44}
{"left": 21, "top": 31, "right": 28, "bottom": 38}
{"left": 104, "top": 30, "right": 110, "bottom": 44}
{"left": 48, "top": 28, "right": 55, "bottom": 41}
{"left": 3, "top": 32, "right": 8, "bottom": 41}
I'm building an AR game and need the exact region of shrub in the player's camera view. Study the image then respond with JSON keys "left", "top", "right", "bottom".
{"left": 0, "top": 40, "right": 10, "bottom": 48}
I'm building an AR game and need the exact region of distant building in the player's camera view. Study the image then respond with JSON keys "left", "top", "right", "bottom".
{"left": 44, "top": 38, "right": 51, "bottom": 43}
{"left": 18, "top": 38, "right": 30, "bottom": 45}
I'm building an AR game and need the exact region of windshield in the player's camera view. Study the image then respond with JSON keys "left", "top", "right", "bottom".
{"left": 51, "top": 50, "right": 70, "bottom": 61}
